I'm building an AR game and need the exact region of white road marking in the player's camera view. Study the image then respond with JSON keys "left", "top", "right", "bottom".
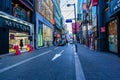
{"left": 51, "top": 50, "right": 64, "bottom": 61}
{"left": 54, "top": 47, "right": 58, "bottom": 50}
{"left": 74, "top": 48, "right": 86, "bottom": 80}
{"left": 0, "top": 50, "right": 52, "bottom": 73}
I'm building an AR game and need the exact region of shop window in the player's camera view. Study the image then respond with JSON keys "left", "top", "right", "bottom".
{"left": 13, "top": 4, "right": 30, "bottom": 22}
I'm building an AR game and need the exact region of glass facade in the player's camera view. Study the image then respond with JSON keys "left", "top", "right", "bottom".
{"left": 43, "top": 24, "right": 53, "bottom": 46}
{"left": 108, "top": 19, "right": 118, "bottom": 53}
{"left": 9, "top": 30, "right": 30, "bottom": 52}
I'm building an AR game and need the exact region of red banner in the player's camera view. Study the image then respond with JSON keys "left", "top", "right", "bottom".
{"left": 92, "top": 0, "right": 98, "bottom": 6}
{"left": 72, "top": 22, "right": 81, "bottom": 34}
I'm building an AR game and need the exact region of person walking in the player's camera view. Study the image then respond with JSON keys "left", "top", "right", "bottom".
{"left": 66, "top": 39, "right": 68, "bottom": 46}
{"left": 20, "top": 39, "right": 23, "bottom": 50}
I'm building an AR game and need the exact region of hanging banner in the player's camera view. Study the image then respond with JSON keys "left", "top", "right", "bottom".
{"left": 92, "top": 0, "right": 98, "bottom": 6}
{"left": 72, "top": 22, "right": 80, "bottom": 34}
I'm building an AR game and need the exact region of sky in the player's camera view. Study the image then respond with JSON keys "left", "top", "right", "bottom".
{"left": 60, "top": 0, "right": 77, "bottom": 34}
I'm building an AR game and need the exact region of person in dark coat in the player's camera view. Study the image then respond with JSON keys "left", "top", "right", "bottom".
{"left": 20, "top": 39, "right": 23, "bottom": 50}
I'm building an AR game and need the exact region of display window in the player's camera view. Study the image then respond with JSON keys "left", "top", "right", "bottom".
{"left": 108, "top": 20, "right": 118, "bottom": 53}
{"left": 9, "top": 30, "right": 30, "bottom": 52}
{"left": 43, "top": 24, "right": 53, "bottom": 46}
{"left": 38, "top": 22, "right": 43, "bottom": 47}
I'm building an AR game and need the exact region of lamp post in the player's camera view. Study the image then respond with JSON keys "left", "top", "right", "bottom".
{"left": 67, "top": 3, "right": 77, "bottom": 52}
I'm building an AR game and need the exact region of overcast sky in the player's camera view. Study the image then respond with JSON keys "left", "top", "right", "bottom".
{"left": 60, "top": 0, "right": 77, "bottom": 34}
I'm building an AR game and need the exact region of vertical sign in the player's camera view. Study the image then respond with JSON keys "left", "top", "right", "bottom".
{"left": 92, "top": 0, "right": 98, "bottom": 6}
{"left": 82, "top": 3, "right": 87, "bottom": 11}
{"left": 39, "top": 0, "right": 42, "bottom": 11}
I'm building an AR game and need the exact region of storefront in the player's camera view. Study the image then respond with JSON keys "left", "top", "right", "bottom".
{"left": 36, "top": 12, "right": 53, "bottom": 48}
{"left": 0, "top": 11, "right": 34, "bottom": 54}
{"left": 43, "top": 24, "right": 53, "bottom": 46}
{"left": 109, "top": 0, "right": 120, "bottom": 54}
{"left": 108, "top": 19, "right": 118, "bottom": 53}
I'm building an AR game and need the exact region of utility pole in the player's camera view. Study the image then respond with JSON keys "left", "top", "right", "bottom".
{"left": 67, "top": 3, "right": 77, "bottom": 52}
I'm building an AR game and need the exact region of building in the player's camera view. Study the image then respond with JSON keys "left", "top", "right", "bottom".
{"left": 0, "top": 0, "right": 34, "bottom": 54}
{"left": 101, "top": 0, "right": 120, "bottom": 55}
{"left": 52, "top": 0, "right": 62, "bottom": 45}
{"left": 86, "top": 0, "right": 97, "bottom": 49}
{"left": 35, "top": 0, "right": 54, "bottom": 48}
{"left": 77, "top": 0, "right": 82, "bottom": 43}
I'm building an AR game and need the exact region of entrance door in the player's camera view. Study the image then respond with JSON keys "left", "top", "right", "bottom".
{"left": 108, "top": 20, "right": 118, "bottom": 53}
{"left": 0, "top": 28, "right": 9, "bottom": 54}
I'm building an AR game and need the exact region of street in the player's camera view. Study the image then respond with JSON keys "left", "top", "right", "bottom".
{"left": 0, "top": 44, "right": 84, "bottom": 80}
{"left": 1, "top": 44, "right": 120, "bottom": 80}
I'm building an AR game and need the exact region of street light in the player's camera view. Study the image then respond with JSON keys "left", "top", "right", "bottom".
{"left": 67, "top": 3, "right": 77, "bottom": 52}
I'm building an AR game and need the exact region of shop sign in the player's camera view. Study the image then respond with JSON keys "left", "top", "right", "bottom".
{"left": 10, "top": 34, "right": 14, "bottom": 39}
{"left": 38, "top": 0, "right": 42, "bottom": 12}
{"left": 110, "top": 0, "right": 120, "bottom": 15}
{"left": 100, "top": 26, "right": 105, "bottom": 32}
{"left": 36, "top": 12, "right": 53, "bottom": 29}
{"left": 4, "top": 19, "right": 30, "bottom": 32}
{"left": 72, "top": 22, "right": 80, "bottom": 34}
{"left": 113, "top": 0, "right": 120, "bottom": 11}
{"left": 92, "top": 0, "right": 98, "bottom": 6}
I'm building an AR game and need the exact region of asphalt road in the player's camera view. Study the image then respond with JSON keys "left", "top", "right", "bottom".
{"left": 0, "top": 44, "right": 84, "bottom": 80}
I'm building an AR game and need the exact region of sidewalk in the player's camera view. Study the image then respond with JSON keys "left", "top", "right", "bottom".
{"left": 0, "top": 46, "right": 55, "bottom": 58}
{"left": 77, "top": 44, "right": 120, "bottom": 80}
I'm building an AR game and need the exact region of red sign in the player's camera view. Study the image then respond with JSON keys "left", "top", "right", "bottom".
{"left": 72, "top": 22, "right": 81, "bottom": 34}
{"left": 100, "top": 27, "right": 105, "bottom": 32}
{"left": 51, "top": 18, "right": 55, "bottom": 25}
{"left": 92, "top": 0, "right": 98, "bottom": 6}
{"left": 10, "top": 34, "right": 14, "bottom": 39}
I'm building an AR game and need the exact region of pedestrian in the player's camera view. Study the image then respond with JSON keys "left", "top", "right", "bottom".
{"left": 66, "top": 39, "right": 68, "bottom": 46}
{"left": 20, "top": 39, "right": 23, "bottom": 50}
{"left": 47, "top": 41, "right": 50, "bottom": 47}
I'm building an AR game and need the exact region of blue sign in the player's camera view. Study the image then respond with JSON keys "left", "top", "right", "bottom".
{"left": 66, "top": 19, "right": 72, "bottom": 23}
{"left": 110, "top": 0, "right": 120, "bottom": 16}
{"left": 37, "top": 12, "right": 53, "bottom": 29}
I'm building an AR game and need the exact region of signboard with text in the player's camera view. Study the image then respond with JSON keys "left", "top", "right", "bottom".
{"left": 110, "top": 0, "right": 120, "bottom": 16}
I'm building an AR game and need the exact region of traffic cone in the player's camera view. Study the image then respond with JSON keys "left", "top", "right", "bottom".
{"left": 13, "top": 45, "right": 21, "bottom": 55}
{"left": 27, "top": 44, "right": 33, "bottom": 52}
